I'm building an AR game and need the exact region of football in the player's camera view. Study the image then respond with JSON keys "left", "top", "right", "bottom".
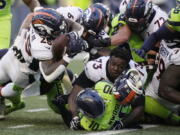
{"left": 52, "top": 34, "right": 69, "bottom": 61}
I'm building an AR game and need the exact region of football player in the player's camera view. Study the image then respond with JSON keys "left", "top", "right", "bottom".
{"left": 136, "top": 1, "right": 180, "bottom": 122}
{"left": 56, "top": 4, "right": 112, "bottom": 60}
{"left": 135, "top": 2, "right": 180, "bottom": 124}
{"left": 69, "top": 69, "right": 144, "bottom": 130}
{"left": 91, "top": 0, "right": 168, "bottom": 63}
{"left": 0, "top": 8, "right": 88, "bottom": 119}
{"left": 67, "top": 46, "right": 148, "bottom": 129}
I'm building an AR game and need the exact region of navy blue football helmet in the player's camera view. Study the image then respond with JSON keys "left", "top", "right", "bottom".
{"left": 76, "top": 88, "right": 105, "bottom": 118}
{"left": 125, "top": 0, "right": 153, "bottom": 32}
{"left": 32, "top": 8, "right": 68, "bottom": 40}
{"left": 91, "top": 3, "right": 112, "bottom": 25}
{"left": 81, "top": 7, "right": 106, "bottom": 35}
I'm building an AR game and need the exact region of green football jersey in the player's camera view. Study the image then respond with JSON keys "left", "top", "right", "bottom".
{"left": 79, "top": 81, "right": 132, "bottom": 131}
{"left": 167, "top": 6, "right": 180, "bottom": 32}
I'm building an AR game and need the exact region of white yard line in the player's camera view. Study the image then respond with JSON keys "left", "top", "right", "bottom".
{"left": 82, "top": 125, "right": 159, "bottom": 135}
{"left": 8, "top": 124, "right": 34, "bottom": 129}
{"left": 26, "top": 108, "right": 49, "bottom": 112}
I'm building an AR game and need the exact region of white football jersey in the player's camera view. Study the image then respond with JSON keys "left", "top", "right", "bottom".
{"left": 30, "top": 26, "right": 53, "bottom": 61}
{"left": 129, "top": 60, "right": 147, "bottom": 85}
{"left": 12, "top": 26, "right": 53, "bottom": 73}
{"left": 85, "top": 56, "right": 147, "bottom": 84}
{"left": 119, "top": 1, "right": 168, "bottom": 40}
{"left": 14, "top": 26, "right": 53, "bottom": 62}
{"left": 56, "top": 6, "right": 83, "bottom": 22}
{"left": 85, "top": 56, "right": 110, "bottom": 83}
{"left": 141, "top": 5, "right": 168, "bottom": 39}
{"left": 146, "top": 42, "right": 180, "bottom": 96}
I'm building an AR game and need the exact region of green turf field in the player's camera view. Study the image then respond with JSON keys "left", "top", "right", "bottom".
{"left": 1, "top": 96, "right": 180, "bottom": 135}
{"left": 0, "top": 59, "right": 180, "bottom": 135}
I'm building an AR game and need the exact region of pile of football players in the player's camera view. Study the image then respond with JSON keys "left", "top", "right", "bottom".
{"left": 0, "top": 0, "right": 179, "bottom": 131}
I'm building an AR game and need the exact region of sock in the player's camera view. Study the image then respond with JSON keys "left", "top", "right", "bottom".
{"left": 7, "top": 94, "right": 22, "bottom": 106}
{"left": 1, "top": 83, "right": 17, "bottom": 97}
{"left": 1, "top": 83, "right": 23, "bottom": 106}
{"left": 145, "top": 96, "right": 180, "bottom": 122}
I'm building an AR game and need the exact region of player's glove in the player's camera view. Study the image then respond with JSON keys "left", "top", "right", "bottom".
{"left": 135, "top": 49, "right": 146, "bottom": 58}
{"left": 70, "top": 116, "right": 81, "bottom": 130}
{"left": 112, "top": 120, "right": 124, "bottom": 130}
{"left": 86, "top": 35, "right": 111, "bottom": 48}
{"left": 66, "top": 32, "right": 89, "bottom": 57}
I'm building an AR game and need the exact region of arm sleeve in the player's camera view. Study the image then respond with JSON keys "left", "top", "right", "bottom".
{"left": 74, "top": 71, "right": 95, "bottom": 88}
{"left": 142, "top": 24, "right": 174, "bottom": 52}
{"left": 39, "top": 61, "right": 66, "bottom": 83}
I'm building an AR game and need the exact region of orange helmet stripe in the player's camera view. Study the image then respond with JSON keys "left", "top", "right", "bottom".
{"left": 120, "top": 90, "right": 136, "bottom": 104}
{"left": 33, "top": 12, "right": 57, "bottom": 20}
{"left": 132, "top": 0, "right": 138, "bottom": 15}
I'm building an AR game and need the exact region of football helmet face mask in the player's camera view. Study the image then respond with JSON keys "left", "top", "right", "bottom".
{"left": 125, "top": 0, "right": 153, "bottom": 32}
{"left": 113, "top": 69, "right": 143, "bottom": 105}
{"left": 81, "top": 7, "right": 106, "bottom": 35}
{"left": 32, "top": 8, "right": 68, "bottom": 40}
{"left": 76, "top": 88, "right": 105, "bottom": 118}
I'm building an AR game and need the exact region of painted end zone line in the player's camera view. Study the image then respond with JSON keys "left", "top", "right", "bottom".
{"left": 82, "top": 125, "right": 159, "bottom": 135}
{"left": 8, "top": 124, "right": 34, "bottom": 129}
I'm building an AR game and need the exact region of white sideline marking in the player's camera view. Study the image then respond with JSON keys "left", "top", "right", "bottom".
{"left": 26, "top": 108, "right": 49, "bottom": 112}
{"left": 82, "top": 125, "right": 159, "bottom": 135}
{"left": 8, "top": 124, "right": 34, "bottom": 129}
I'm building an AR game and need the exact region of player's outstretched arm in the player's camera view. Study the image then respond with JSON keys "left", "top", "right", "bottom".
{"left": 68, "top": 85, "right": 83, "bottom": 118}
{"left": 111, "top": 24, "right": 132, "bottom": 46}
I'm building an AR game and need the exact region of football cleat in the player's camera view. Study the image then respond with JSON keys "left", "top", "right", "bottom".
{"left": 5, "top": 101, "right": 25, "bottom": 115}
